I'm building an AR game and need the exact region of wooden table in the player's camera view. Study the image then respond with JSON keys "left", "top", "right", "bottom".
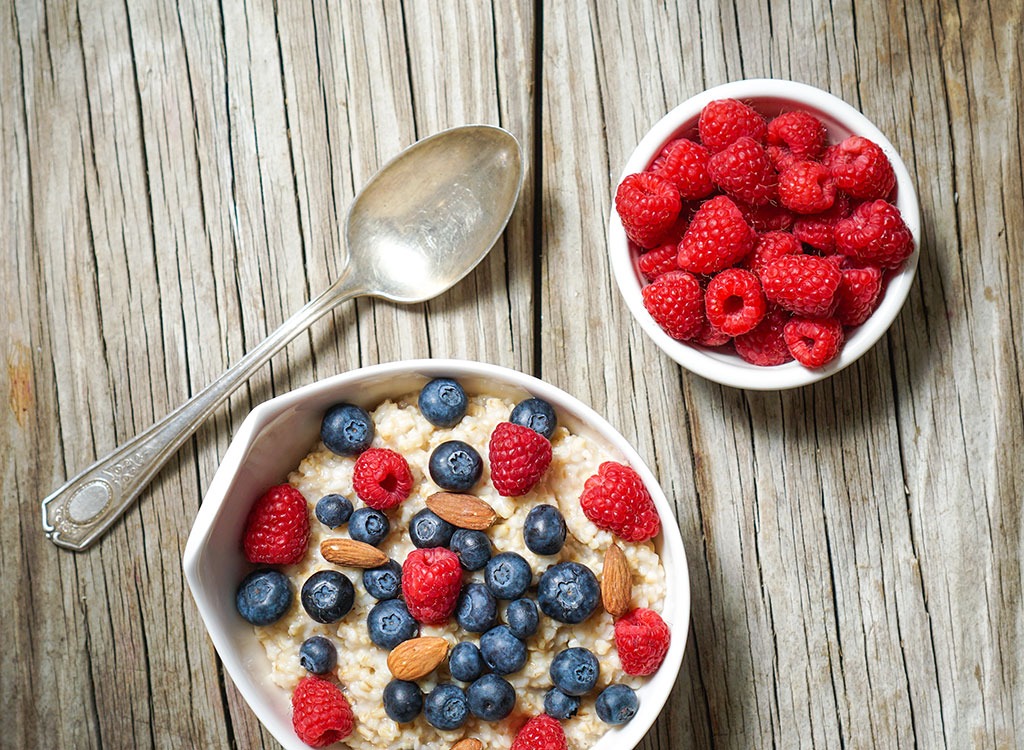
{"left": 4, "top": 1, "right": 1022, "bottom": 747}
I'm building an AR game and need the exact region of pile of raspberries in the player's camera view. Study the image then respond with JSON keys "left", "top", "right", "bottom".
{"left": 615, "top": 97, "right": 914, "bottom": 369}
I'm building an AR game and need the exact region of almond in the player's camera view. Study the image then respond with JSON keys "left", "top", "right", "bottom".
{"left": 387, "top": 636, "right": 450, "bottom": 681}
{"left": 320, "top": 537, "right": 389, "bottom": 568}
{"left": 426, "top": 492, "right": 498, "bottom": 530}
{"left": 451, "top": 741, "right": 483, "bottom": 750}
{"left": 602, "top": 542, "right": 632, "bottom": 617}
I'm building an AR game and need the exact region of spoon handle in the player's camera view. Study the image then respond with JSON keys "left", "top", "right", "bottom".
{"left": 42, "top": 271, "right": 362, "bottom": 552}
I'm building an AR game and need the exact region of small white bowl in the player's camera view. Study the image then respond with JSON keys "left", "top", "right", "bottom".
{"left": 183, "top": 359, "right": 690, "bottom": 750}
{"left": 608, "top": 79, "right": 921, "bottom": 390}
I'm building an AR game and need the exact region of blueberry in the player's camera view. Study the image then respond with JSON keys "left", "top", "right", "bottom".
{"left": 424, "top": 683, "right": 469, "bottom": 731}
{"left": 550, "top": 647, "right": 599, "bottom": 696}
{"left": 300, "top": 570, "right": 354, "bottom": 624}
{"left": 543, "top": 687, "right": 581, "bottom": 720}
{"left": 383, "top": 679, "right": 423, "bottom": 723}
{"left": 418, "top": 378, "right": 468, "bottom": 428}
{"left": 367, "top": 599, "right": 419, "bottom": 649}
{"left": 348, "top": 507, "right": 390, "bottom": 546}
{"left": 596, "top": 684, "right": 639, "bottom": 725}
{"left": 455, "top": 582, "right": 498, "bottom": 633}
{"left": 321, "top": 403, "right": 374, "bottom": 456}
{"left": 467, "top": 673, "right": 516, "bottom": 721}
{"left": 363, "top": 559, "right": 402, "bottom": 600}
{"left": 298, "top": 635, "right": 337, "bottom": 675}
{"left": 479, "top": 625, "right": 527, "bottom": 675}
{"left": 314, "top": 494, "right": 353, "bottom": 528}
{"left": 450, "top": 529, "right": 491, "bottom": 571}
{"left": 537, "top": 561, "right": 599, "bottom": 624}
{"left": 235, "top": 569, "right": 292, "bottom": 626}
{"left": 428, "top": 440, "right": 483, "bottom": 492}
{"left": 485, "top": 552, "right": 532, "bottom": 600}
{"left": 505, "top": 598, "right": 539, "bottom": 639}
{"left": 510, "top": 397, "right": 557, "bottom": 439}
{"left": 410, "top": 508, "right": 456, "bottom": 549}
{"left": 448, "top": 642, "right": 486, "bottom": 683}
{"left": 523, "top": 504, "right": 567, "bottom": 555}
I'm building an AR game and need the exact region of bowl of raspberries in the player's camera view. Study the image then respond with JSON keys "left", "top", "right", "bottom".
{"left": 609, "top": 78, "right": 921, "bottom": 389}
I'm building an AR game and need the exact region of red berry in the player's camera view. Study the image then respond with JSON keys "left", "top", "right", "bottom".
{"left": 641, "top": 270, "right": 704, "bottom": 341}
{"left": 351, "top": 448, "right": 413, "bottom": 510}
{"left": 637, "top": 242, "right": 681, "bottom": 281}
{"left": 834, "top": 199, "right": 914, "bottom": 269}
{"left": 488, "top": 422, "right": 552, "bottom": 497}
{"left": 511, "top": 714, "right": 567, "bottom": 750}
{"left": 792, "top": 193, "right": 851, "bottom": 253}
{"left": 614, "top": 608, "right": 671, "bottom": 676}
{"left": 767, "top": 110, "right": 827, "bottom": 168}
{"left": 784, "top": 317, "right": 844, "bottom": 368}
{"left": 739, "top": 201, "right": 795, "bottom": 233}
{"left": 615, "top": 172, "right": 682, "bottom": 249}
{"left": 744, "top": 231, "right": 802, "bottom": 277}
{"left": 824, "top": 136, "right": 896, "bottom": 200}
{"left": 677, "top": 195, "right": 757, "bottom": 274}
{"left": 401, "top": 547, "right": 462, "bottom": 625}
{"left": 651, "top": 138, "right": 714, "bottom": 200}
{"left": 734, "top": 306, "right": 794, "bottom": 366}
{"left": 705, "top": 268, "right": 767, "bottom": 336}
{"left": 761, "top": 255, "right": 842, "bottom": 317}
{"left": 778, "top": 161, "right": 836, "bottom": 214}
{"left": 834, "top": 266, "right": 883, "bottom": 326}
{"left": 698, "top": 98, "right": 767, "bottom": 151}
{"left": 579, "top": 462, "right": 661, "bottom": 543}
{"left": 707, "top": 137, "right": 777, "bottom": 206}
{"left": 291, "top": 676, "right": 354, "bottom": 747}
{"left": 692, "top": 320, "right": 732, "bottom": 347}
{"left": 243, "top": 484, "right": 310, "bottom": 565}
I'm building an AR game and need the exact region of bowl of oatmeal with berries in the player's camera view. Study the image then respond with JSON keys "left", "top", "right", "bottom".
{"left": 608, "top": 78, "right": 921, "bottom": 390}
{"left": 183, "top": 359, "right": 689, "bottom": 749}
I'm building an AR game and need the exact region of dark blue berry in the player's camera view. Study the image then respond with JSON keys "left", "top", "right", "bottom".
{"left": 320, "top": 403, "right": 374, "bottom": 456}
{"left": 367, "top": 599, "right": 418, "bottom": 649}
{"left": 363, "top": 559, "right": 402, "bottom": 600}
{"left": 428, "top": 440, "right": 483, "bottom": 492}
{"left": 596, "top": 684, "right": 639, "bottom": 725}
{"left": 348, "top": 507, "right": 390, "bottom": 546}
{"left": 505, "top": 598, "right": 539, "bottom": 639}
{"left": 314, "top": 494, "right": 353, "bottom": 528}
{"left": 298, "top": 636, "right": 337, "bottom": 675}
{"left": 479, "top": 625, "right": 527, "bottom": 675}
{"left": 455, "top": 582, "right": 498, "bottom": 633}
{"left": 409, "top": 508, "right": 456, "bottom": 548}
{"left": 510, "top": 397, "right": 557, "bottom": 439}
{"left": 467, "top": 673, "right": 516, "bottom": 721}
{"left": 450, "top": 529, "right": 491, "bottom": 571}
{"left": 383, "top": 679, "right": 423, "bottom": 723}
{"left": 543, "top": 687, "right": 581, "bottom": 720}
{"left": 418, "top": 378, "right": 468, "bottom": 428}
{"left": 235, "top": 569, "right": 292, "bottom": 626}
{"left": 485, "top": 552, "right": 532, "bottom": 600}
{"left": 523, "top": 504, "right": 567, "bottom": 555}
{"left": 424, "top": 683, "right": 469, "bottom": 731}
{"left": 550, "top": 647, "right": 599, "bottom": 696}
{"left": 537, "top": 561, "right": 599, "bottom": 624}
{"left": 300, "top": 570, "right": 354, "bottom": 624}
{"left": 448, "top": 642, "right": 486, "bottom": 682}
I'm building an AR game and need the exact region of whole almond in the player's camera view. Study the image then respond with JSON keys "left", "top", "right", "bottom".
{"left": 426, "top": 492, "right": 498, "bottom": 530}
{"left": 387, "top": 636, "right": 449, "bottom": 681}
{"left": 602, "top": 542, "right": 632, "bottom": 617}
{"left": 320, "top": 538, "right": 389, "bottom": 568}
{"left": 451, "top": 741, "right": 483, "bottom": 750}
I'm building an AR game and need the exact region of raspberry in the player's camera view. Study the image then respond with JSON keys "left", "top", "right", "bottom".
{"left": 243, "top": 484, "right": 310, "bottom": 565}
{"left": 692, "top": 320, "right": 732, "bottom": 347}
{"left": 614, "top": 172, "right": 682, "bottom": 249}
{"left": 784, "top": 317, "right": 844, "bottom": 368}
{"left": 488, "top": 422, "right": 552, "bottom": 496}
{"left": 708, "top": 137, "right": 778, "bottom": 206}
{"left": 291, "top": 676, "right": 354, "bottom": 747}
{"left": 698, "top": 98, "right": 767, "bottom": 151}
{"left": 614, "top": 608, "right": 671, "bottom": 676}
{"left": 824, "top": 136, "right": 896, "bottom": 200}
{"left": 677, "top": 195, "right": 756, "bottom": 274}
{"left": 767, "top": 110, "right": 827, "bottom": 168}
{"left": 637, "top": 242, "right": 680, "bottom": 281}
{"left": 834, "top": 265, "right": 883, "bottom": 326}
{"left": 704, "top": 268, "right": 767, "bottom": 336}
{"left": 778, "top": 161, "right": 836, "bottom": 214}
{"left": 401, "top": 547, "right": 462, "bottom": 624}
{"left": 792, "top": 193, "right": 851, "bottom": 252}
{"left": 641, "top": 270, "right": 704, "bottom": 340}
{"left": 761, "top": 255, "right": 842, "bottom": 317}
{"left": 511, "top": 714, "right": 567, "bottom": 750}
{"left": 734, "top": 306, "right": 793, "bottom": 366}
{"left": 739, "top": 201, "right": 794, "bottom": 233}
{"left": 579, "top": 462, "right": 661, "bottom": 543}
{"left": 834, "top": 199, "right": 914, "bottom": 268}
{"left": 651, "top": 138, "right": 714, "bottom": 200}
{"left": 744, "top": 231, "right": 802, "bottom": 277}
{"left": 352, "top": 448, "right": 413, "bottom": 510}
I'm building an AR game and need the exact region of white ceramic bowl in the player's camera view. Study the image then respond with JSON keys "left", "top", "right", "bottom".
{"left": 183, "top": 359, "right": 690, "bottom": 750}
{"left": 608, "top": 78, "right": 921, "bottom": 390}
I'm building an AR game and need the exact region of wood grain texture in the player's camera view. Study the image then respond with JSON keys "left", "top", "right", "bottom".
{"left": 2, "top": 0, "right": 1021, "bottom": 748}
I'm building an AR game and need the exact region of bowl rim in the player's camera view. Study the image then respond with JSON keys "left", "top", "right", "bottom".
{"left": 183, "top": 358, "right": 690, "bottom": 750}
{"left": 608, "top": 78, "right": 921, "bottom": 390}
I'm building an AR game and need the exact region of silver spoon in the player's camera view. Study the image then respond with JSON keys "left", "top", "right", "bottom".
{"left": 43, "top": 125, "right": 524, "bottom": 551}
